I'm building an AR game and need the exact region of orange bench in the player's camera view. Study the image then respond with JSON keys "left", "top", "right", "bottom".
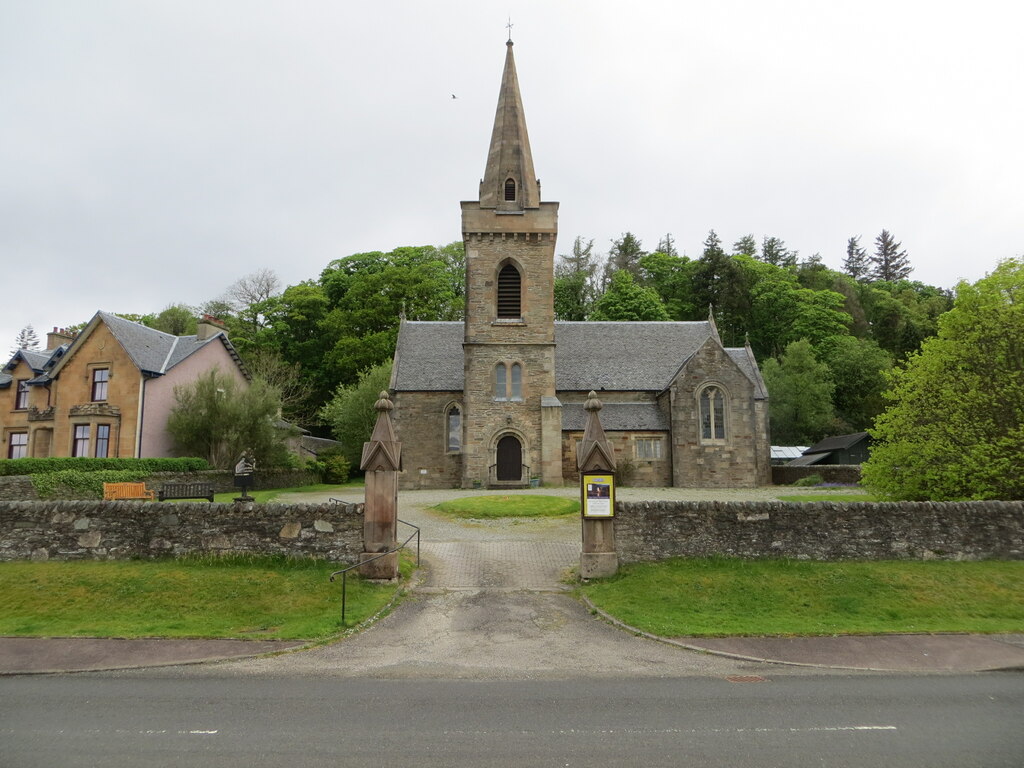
{"left": 102, "top": 482, "right": 156, "bottom": 501}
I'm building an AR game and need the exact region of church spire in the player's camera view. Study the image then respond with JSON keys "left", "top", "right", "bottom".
{"left": 479, "top": 39, "right": 540, "bottom": 210}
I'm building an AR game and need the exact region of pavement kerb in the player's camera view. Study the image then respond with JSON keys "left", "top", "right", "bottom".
{"left": 585, "top": 589, "right": 950, "bottom": 671}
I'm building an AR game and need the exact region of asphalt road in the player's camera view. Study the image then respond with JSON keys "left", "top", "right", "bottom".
{"left": 2, "top": 673, "right": 1021, "bottom": 767}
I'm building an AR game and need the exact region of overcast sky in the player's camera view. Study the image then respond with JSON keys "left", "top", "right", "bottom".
{"left": 3, "top": 1, "right": 1022, "bottom": 352}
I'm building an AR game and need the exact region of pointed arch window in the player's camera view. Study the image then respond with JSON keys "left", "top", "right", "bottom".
{"left": 504, "top": 177, "right": 516, "bottom": 201}
{"left": 700, "top": 386, "right": 726, "bottom": 441}
{"left": 495, "top": 363, "right": 507, "bottom": 400}
{"left": 497, "top": 264, "right": 522, "bottom": 318}
{"left": 446, "top": 404, "right": 462, "bottom": 453}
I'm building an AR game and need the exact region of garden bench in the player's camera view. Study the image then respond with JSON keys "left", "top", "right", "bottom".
{"left": 102, "top": 482, "right": 156, "bottom": 501}
{"left": 158, "top": 483, "right": 215, "bottom": 502}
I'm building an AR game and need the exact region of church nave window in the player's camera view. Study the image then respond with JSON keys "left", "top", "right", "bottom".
{"left": 446, "top": 405, "right": 462, "bottom": 452}
{"left": 699, "top": 386, "right": 726, "bottom": 441}
{"left": 496, "top": 264, "right": 522, "bottom": 318}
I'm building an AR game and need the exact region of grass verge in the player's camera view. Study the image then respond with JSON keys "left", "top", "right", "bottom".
{"left": 433, "top": 494, "right": 580, "bottom": 518}
{"left": 775, "top": 493, "right": 877, "bottom": 502}
{"left": 0, "top": 554, "right": 410, "bottom": 639}
{"left": 580, "top": 557, "right": 1024, "bottom": 636}
{"left": 206, "top": 483, "right": 361, "bottom": 504}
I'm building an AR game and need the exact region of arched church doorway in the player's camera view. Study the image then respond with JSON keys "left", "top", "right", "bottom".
{"left": 495, "top": 435, "right": 523, "bottom": 482}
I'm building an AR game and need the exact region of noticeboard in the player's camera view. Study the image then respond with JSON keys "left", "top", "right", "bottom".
{"left": 581, "top": 472, "right": 615, "bottom": 518}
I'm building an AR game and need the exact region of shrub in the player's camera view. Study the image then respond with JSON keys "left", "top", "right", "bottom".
{"left": 31, "top": 470, "right": 152, "bottom": 499}
{"left": 0, "top": 457, "right": 210, "bottom": 477}
{"left": 321, "top": 451, "right": 351, "bottom": 484}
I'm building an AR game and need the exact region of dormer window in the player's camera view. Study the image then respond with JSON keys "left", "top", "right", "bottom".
{"left": 504, "top": 177, "right": 516, "bottom": 201}
{"left": 497, "top": 264, "right": 522, "bottom": 318}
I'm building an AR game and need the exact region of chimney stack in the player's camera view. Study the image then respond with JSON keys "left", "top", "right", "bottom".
{"left": 196, "top": 314, "right": 226, "bottom": 341}
{"left": 47, "top": 327, "right": 77, "bottom": 349}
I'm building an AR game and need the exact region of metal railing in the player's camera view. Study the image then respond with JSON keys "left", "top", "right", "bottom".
{"left": 328, "top": 516, "right": 420, "bottom": 625}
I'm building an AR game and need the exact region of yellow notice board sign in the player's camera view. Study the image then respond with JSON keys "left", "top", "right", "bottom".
{"left": 582, "top": 473, "right": 615, "bottom": 518}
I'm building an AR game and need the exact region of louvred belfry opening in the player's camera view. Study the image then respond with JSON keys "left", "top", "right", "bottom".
{"left": 504, "top": 178, "right": 516, "bottom": 201}
{"left": 497, "top": 264, "right": 522, "bottom": 318}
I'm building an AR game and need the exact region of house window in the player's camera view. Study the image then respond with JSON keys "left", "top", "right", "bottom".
{"left": 446, "top": 406, "right": 461, "bottom": 453}
{"left": 7, "top": 432, "right": 28, "bottom": 459}
{"left": 504, "top": 177, "right": 516, "bottom": 201}
{"left": 496, "top": 264, "right": 522, "bottom": 318}
{"left": 635, "top": 437, "right": 664, "bottom": 460}
{"left": 510, "top": 363, "right": 522, "bottom": 401}
{"left": 15, "top": 380, "right": 29, "bottom": 410}
{"left": 72, "top": 425, "right": 90, "bottom": 457}
{"left": 91, "top": 368, "right": 109, "bottom": 401}
{"left": 495, "top": 363, "right": 507, "bottom": 400}
{"left": 95, "top": 424, "right": 110, "bottom": 458}
{"left": 700, "top": 386, "right": 726, "bottom": 441}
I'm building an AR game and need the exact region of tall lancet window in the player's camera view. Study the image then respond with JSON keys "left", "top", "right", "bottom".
{"left": 700, "top": 386, "right": 726, "bottom": 441}
{"left": 497, "top": 264, "right": 522, "bottom": 318}
{"left": 504, "top": 177, "right": 516, "bottom": 201}
{"left": 446, "top": 404, "right": 462, "bottom": 452}
{"left": 495, "top": 363, "right": 507, "bottom": 400}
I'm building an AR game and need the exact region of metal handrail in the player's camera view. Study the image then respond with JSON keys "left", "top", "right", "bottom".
{"left": 328, "top": 517, "right": 420, "bottom": 625}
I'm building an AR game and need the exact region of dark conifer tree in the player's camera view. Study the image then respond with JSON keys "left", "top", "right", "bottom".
{"left": 870, "top": 229, "right": 912, "bottom": 282}
{"left": 843, "top": 235, "right": 870, "bottom": 281}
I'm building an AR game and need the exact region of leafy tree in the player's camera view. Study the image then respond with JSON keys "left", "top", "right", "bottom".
{"left": 691, "top": 230, "right": 749, "bottom": 343}
{"left": 554, "top": 236, "right": 598, "bottom": 320}
{"left": 147, "top": 304, "right": 197, "bottom": 336}
{"left": 12, "top": 325, "right": 40, "bottom": 354}
{"left": 870, "top": 229, "right": 912, "bottom": 282}
{"left": 761, "top": 339, "right": 836, "bottom": 444}
{"left": 319, "top": 361, "right": 393, "bottom": 468}
{"left": 638, "top": 251, "right": 697, "bottom": 320}
{"left": 655, "top": 233, "right": 679, "bottom": 257}
{"left": 816, "top": 336, "right": 893, "bottom": 431}
{"left": 590, "top": 270, "right": 670, "bottom": 321}
{"left": 862, "top": 259, "right": 1024, "bottom": 500}
{"left": 843, "top": 235, "right": 870, "bottom": 281}
{"left": 242, "top": 348, "right": 317, "bottom": 425}
{"left": 761, "top": 236, "right": 795, "bottom": 267}
{"left": 222, "top": 268, "right": 283, "bottom": 340}
{"left": 602, "top": 232, "right": 646, "bottom": 287}
{"left": 166, "top": 369, "right": 296, "bottom": 469}
{"left": 732, "top": 234, "right": 758, "bottom": 258}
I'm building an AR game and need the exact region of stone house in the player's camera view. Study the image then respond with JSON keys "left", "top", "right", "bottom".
{"left": 389, "top": 40, "right": 771, "bottom": 489}
{"left": 0, "top": 312, "right": 248, "bottom": 459}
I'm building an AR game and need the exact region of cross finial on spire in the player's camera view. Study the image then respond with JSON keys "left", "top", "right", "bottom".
{"left": 506, "top": 17, "right": 513, "bottom": 43}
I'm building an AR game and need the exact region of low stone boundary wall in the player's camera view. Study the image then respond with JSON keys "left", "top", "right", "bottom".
{"left": 0, "top": 499, "right": 363, "bottom": 562}
{"left": 771, "top": 464, "right": 862, "bottom": 486}
{"left": 615, "top": 500, "right": 1024, "bottom": 562}
{"left": 0, "top": 469, "right": 320, "bottom": 501}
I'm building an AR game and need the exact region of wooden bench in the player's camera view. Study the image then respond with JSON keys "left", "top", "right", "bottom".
{"left": 158, "top": 483, "right": 215, "bottom": 502}
{"left": 102, "top": 482, "right": 156, "bottom": 501}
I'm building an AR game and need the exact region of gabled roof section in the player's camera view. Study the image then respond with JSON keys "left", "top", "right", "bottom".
{"left": 803, "top": 432, "right": 870, "bottom": 455}
{"left": 478, "top": 40, "right": 540, "bottom": 211}
{"left": 2, "top": 343, "right": 71, "bottom": 387}
{"left": 561, "top": 402, "right": 670, "bottom": 432}
{"left": 726, "top": 347, "right": 769, "bottom": 400}
{"left": 48, "top": 311, "right": 248, "bottom": 380}
{"left": 392, "top": 321, "right": 463, "bottom": 391}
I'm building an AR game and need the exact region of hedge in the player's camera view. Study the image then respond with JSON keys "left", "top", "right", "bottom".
{"left": 0, "top": 457, "right": 210, "bottom": 476}
{"left": 30, "top": 470, "right": 153, "bottom": 499}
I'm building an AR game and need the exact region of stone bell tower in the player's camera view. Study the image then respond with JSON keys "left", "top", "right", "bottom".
{"left": 460, "top": 38, "right": 561, "bottom": 488}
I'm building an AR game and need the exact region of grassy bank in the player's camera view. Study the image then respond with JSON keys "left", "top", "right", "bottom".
{"left": 580, "top": 557, "right": 1024, "bottom": 636}
{"left": 433, "top": 494, "right": 579, "bottom": 518}
{"left": 0, "top": 554, "right": 406, "bottom": 639}
{"left": 207, "top": 482, "right": 362, "bottom": 504}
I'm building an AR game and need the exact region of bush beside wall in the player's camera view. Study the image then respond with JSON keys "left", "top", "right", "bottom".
{"left": 615, "top": 500, "right": 1024, "bottom": 562}
{"left": 771, "top": 464, "right": 862, "bottom": 486}
{"left": 0, "top": 500, "right": 363, "bottom": 562}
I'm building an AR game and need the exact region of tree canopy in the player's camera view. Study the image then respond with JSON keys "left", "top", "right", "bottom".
{"left": 862, "top": 258, "right": 1024, "bottom": 500}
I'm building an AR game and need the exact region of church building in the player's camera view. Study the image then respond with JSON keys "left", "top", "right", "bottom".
{"left": 390, "top": 39, "right": 771, "bottom": 489}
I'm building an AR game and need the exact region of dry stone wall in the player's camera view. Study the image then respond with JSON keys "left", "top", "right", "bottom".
{"left": 0, "top": 499, "right": 363, "bottom": 562}
{"left": 614, "top": 500, "right": 1024, "bottom": 562}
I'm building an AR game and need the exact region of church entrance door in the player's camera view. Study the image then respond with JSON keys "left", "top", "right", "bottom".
{"left": 495, "top": 435, "right": 523, "bottom": 482}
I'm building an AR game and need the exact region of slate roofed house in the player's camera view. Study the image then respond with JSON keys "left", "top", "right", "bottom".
{"left": 388, "top": 39, "right": 772, "bottom": 490}
{"left": 1, "top": 312, "right": 248, "bottom": 460}
{"left": 787, "top": 432, "right": 873, "bottom": 467}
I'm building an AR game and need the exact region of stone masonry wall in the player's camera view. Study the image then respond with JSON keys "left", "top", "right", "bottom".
{"left": 614, "top": 500, "right": 1024, "bottom": 562}
{"left": 0, "top": 499, "right": 363, "bottom": 562}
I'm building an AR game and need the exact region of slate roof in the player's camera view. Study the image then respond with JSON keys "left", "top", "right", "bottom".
{"left": 1, "top": 344, "right": 71, "bottom": 388}
{"left": 803, "top": 432, "right": 870, "bottom": 455}
{"left": 561, "top": 402, "right": 670, "bottom": 431}
{"left": 392, "top": 320, "right": 765, "bottom": 398}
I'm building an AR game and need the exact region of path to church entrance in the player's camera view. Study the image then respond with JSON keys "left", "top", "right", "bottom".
{"left": 207, "top": 487, "right": 788, "bottom": 680}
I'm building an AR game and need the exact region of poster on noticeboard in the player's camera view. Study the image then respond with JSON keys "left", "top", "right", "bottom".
{"left": 582, "top": 473, "right": 615, "bottom": 518}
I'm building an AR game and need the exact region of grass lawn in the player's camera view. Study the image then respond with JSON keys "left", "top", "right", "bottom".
{"left": 775, "top": 493, "right": 877, "bottom": 502}
{"left": 208, "top": 482, "right": 362, "bottom": 504}
{"left": 433, "top": 494, "right": 580, "bottom": 519}
{"left": 580, "top": 557, "right": 1024, "bottom": 637}
{"left": 0, "top": 554, "right": 409, "bottom": 639}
